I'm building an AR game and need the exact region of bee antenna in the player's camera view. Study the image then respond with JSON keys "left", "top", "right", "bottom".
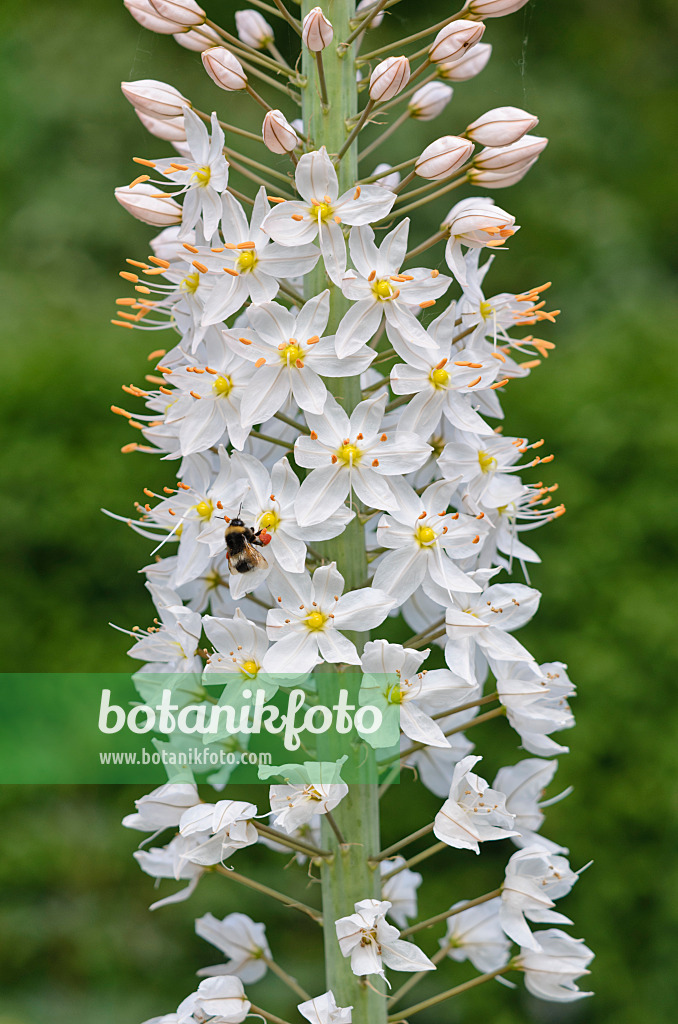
{"left": 237, "top": 502, "right": 243, "bottom": 516}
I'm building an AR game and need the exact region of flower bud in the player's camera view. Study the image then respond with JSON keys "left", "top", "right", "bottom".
{"left": 356, "top": 0, "right": 385, "bottom": 29}
{"left": 438, "top": 41, "right": 491, "bottom": 81}
{"left": 235, "top": 9, "right": 274, "bottom": 49}
{"left": 123, "top": 0, "right": 185, "bottom": 34}
{"left": 369, "top": 56, "right": 410, "bottom": 102}
{"left": 371, "top": 163, "right": 401, "bottom": 189}
{"left": 201, "top": 47, "right": 248, "bottom": 91}
{"left": 173, "top": 24, "right": 221, "bottom": 51}
{"left": 470, "top": 161, "right": 538, "bottom": 188}
{"left": 121, "top": 79, "right": 189, "bottom": 119}
{"left": 136, "top": 110, "right": 187, "bottom": 142}
{"left": 443, "top": 196, "right": 516, "bottom": 240}
{"left": 464, "top": 0, "right": 530, "bottom": 17}
{"left": 429, "top": 20, "right": 485, "bottom": 64}
{"left": 115, "top": 183, "right": 182, "bottom": 226}
{"left": 262, "top": 109, "right": 299, "bottom": 154}
{"left": 415, "top": 136, "right": 475, "bottom": 181}
{"left": 474, "top": 134, "right": 548, "bottom": 171}
{"left": 408, "top": 82, "right": 453, "bottom": 121}
{"left": 148, "top": 0, "right": 205, "bottom": 27}
{"left": 302, "top": 7, "right": 333, "bottom": 52}
{"left": 466, "top": 106, "right": 538, "bottom": 146}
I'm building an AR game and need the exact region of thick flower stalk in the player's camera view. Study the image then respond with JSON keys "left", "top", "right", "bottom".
{"left": 111, "top": 1, "right": 592, "bottom": 1022}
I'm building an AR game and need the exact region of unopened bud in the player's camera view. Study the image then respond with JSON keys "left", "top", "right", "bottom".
{"left": 470, "top": 161, "right": 538, "bottom": 188}
{"left": 438, "top": 41, "right": 491, "bottom": 81}
{"left": 262, "top": 109, "right": 299, "bottom": 154}
{"left": 201, "top": 47, "right": 248, "bottom": 91}
{"left": 121, "top": 79, "right": 189, "bottom": 119}
{"left": 409, "top": 82, "right": 453, "bottom": 121}
{"left": 115, "top": 184, "right": 182, "bottom": 226}
{"left": 356, "top": 0, "right": 385, "bottom": 29}
{"left": 415, "top": 136, "right": 475, "bottom": 181}
{"left": 124, "top": 0, "right": 185, "bottom": 34}
{"left": 466, "top": 106, "right": 538, "bottom": 146}
{"left": 369, "top": 56, "right": 410, "bottom": 101}
{"left": 302, "top": 7, "right": 333, "bottom": 52}
{"left": 474, "top": 134, "right": 548, "bottom": 172}
{"left": 149, "top": 0, "right": 205, "bottom": 27}
{"left": 136, "top": 110, "right": 187, "bottom": 142}
{"left": 443, "top": 196, "right": 516, "bottom": 239}
{"left": 173, "top": 24, "right": 221, "bottom": 51}
{"left": 371, "top": 163, "right": 401, "bottom": 189}
{"left": 429, "top": 20, "right": 485, "bottom": 64}
{"left": 464, "top": 0, "right": 530, "bottom": 17}
{"left": 235, "top": 9, "right": 274, "bottom": 49}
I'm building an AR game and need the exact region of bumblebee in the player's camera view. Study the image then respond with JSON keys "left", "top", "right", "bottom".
{"left": 224, "top": 517, "right": 271, "bottom": 575}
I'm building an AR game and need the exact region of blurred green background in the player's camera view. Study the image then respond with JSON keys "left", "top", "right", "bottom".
{"left": 1, "top": 0, "right": 677, "bottom": 1022}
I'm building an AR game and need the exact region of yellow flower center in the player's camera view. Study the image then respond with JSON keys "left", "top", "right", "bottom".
{"left": 181, "top": 272, "right": 200, "bottom": 295}
{"left": 259, "top": 509, "right": 280, "bottom": 532}
{"left": 478, "top": 450, "right": 497, "bottom": 474}
{"left": 385, "top": 682, "right": 403, "bottom": 705}
{"left": 204, "top": 569, "right": 225, "bottom": 590}
{"left": 213, "top": 375, "right": 233, "bottom": 396}
{"left": 479, "top": 299, "right": 495, "bottom": 320}
{"left": 237, "top": 250, "right": 257, "bottom": 272}
{"left": 280, "top": 341, "right": 304, "bottom": 365}
{"left": 415, "top": 524, "right": 437, "bottom": 547}
{"left": 305, "top": 610, "right": 328, "bottom": 631}
{"left": 373, "top": 278, "right": 394, "bottom": 300}
{"left": 313, "top": 202, "right": 333, "bottom": 221}
{"left": 193, "top": 166, "right": 211, "bottom": 187}
{"left": 241, "top": 660, "right": 259, "bottom": 677}
{"left": 430, "top": 366, "right": 450, "bottom": 388}
{"left": 336, "top": 443, "right": 361, "bottom": 465}
{"left": 194, "top": 500, "right": 213, "bottom": 520}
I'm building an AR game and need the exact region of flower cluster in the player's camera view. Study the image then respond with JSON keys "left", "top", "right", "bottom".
{"left": 111, "top": 0, "right": 592, "bottom": 1021}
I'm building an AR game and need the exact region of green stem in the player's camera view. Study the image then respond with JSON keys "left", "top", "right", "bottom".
{"left": 214, "top": 865, "right": 322, "bottom": 922}
{"left": 388, "top": 965, "right": 514, "bottom": 1020}
{"left": 399, "top": 887, "right": 503, "bottom": 938}
{"left": 359, "top": 109, "right": 411, "bottom": 162}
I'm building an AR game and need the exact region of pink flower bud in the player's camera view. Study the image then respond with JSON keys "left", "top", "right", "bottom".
{"left": 470, "top": 160, "right": 538, "bottom": 188}
{"left": 466, "top": 106, "right": 538, "bottom": 146}
{"left": 136, "top": 110, "right": 187, "bottom": 142}
{"left": 356, "top": 0, "right": 385, "bottom": 29}
{"left": 369, "top": 56, "right": 410, "bottom": 102}
{"left": 464, "top": 0, "right": 530, "bottom": 17}
{"left": 429, "top": 19, "right": 485, "bottom": 64}
{"left": 302, "top": 7, "right": 333, "bottom": 52}
{"left": 474, "top": 134, "right": 548, "bottom": 171}
{"left": 123, "top": 0, "right": 185, "bottom": 34}
{"left": 148, "top": 0, "right": 205, "bottom": 27}
{"left": 201, "top": 47, "right": 248, "bottom": 91}
{"left": 438, "top": 41, "right": 491, "bottom": 81}
{"left": 235, "top": 9, "right": 274, "bottom": 49}
{"left": 408, "top": 82, "right": 453, "bottom": 121}
{"left": 415, "top": 136, "right": 475, "bottom": 181}
{"left": 262, "top": 109, "right": 299, "bottom": 154}
{"left": 173, "top": 24, "right": 221, "bottom": 51}
{"left": 121, "top": 79, "right": 189, "bottom": 119}
{"left": 115, "top": 184, "right": 183, "bottom": 226}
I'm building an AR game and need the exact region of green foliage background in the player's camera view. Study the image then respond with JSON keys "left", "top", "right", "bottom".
{"left": 1, "top": 1, "right": 677, "bottom": 1022}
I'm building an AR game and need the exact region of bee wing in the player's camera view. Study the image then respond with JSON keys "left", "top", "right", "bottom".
{"left": 227, "top": 540, "right": 268, "bottom": 575}
{"left": 246, "top": 542, "right": 268, "bottom": 570}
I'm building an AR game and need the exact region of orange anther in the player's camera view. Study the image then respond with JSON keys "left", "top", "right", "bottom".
{"left": 159, "top": 386, "right": 172, "bottom": 395}
{"left": 133, "top": 158, "right": 156, "bottom": 168}
{"left": 223, "top": 268, "right": 239, "bottom": 276}
{"left": 239, "top": 337, "right": 253, "bottom": 345}
{"left": 129, "top": 174, "right": 150, "bottom": 188}
{"left": 255, "top": 357, "right": 266, "bottom": 367}
{"left": 490, "top": 378, "right": 509, "bottom": 389}
{"left": 368, "top": 270, "right": 376, "bottom": 282}
{"left": 148, "top": 256, "right": 170, "bottom": 269}
{"left": 183, "top": 243, "right": 199, "bottom": 253}
{"left": 353, "top": 186, "right": 361, "bottom": 199}
{"left": 372, "top": 458, "right": 379, "bottom": 467}
{"left": 468, "top": 376, "right": 482, "bottom": 387}
{"left": 291, "top": 214, "right": 304, "bottom": 221}
{"left": 192, "top": 261, "right": 208, "bottom": 273}
{"left": 148, "top": 349, "right": 166, "bottom": 360}
{"left": 189, "top": 390, "right": 202, "bottom": 399}
{"left": 310, "top": 431, "right": 318, "bottom": 440}
{"left": 237, "top": 241, "right": 256, "bottom": 249}
{"left": 119, "top": 271, "right": 138, "bottom": 283}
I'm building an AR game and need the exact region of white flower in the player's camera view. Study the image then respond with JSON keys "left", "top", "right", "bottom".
{"left": 493, "top": 758, "right": 569, "bottom": 853}
{"left": 232, "top": 452, "right": 353, "bottom": 573}
{"left": 134, "top": 834, "right": 207, "bottom": 909}
{"left": 152, "top": 109, "right": 229, "bottom": 238}
{"left": 269, "top": 781, "right": 348, "bottom": 834}
{"left": 203, "top": 610, "right": 273, "bottom": 704}
{"left": 372, "top": 480, "right": 486, "bottom": 605}
{"left": 517, "top": 929, "right": 594, "bottom": 1001}
{"left": 177, "top": 976, "right": 250, "bottom": 1023}
{"left": 380, "top": 858, "right": 422, "bottom": 928}
{"left": 335, "top": 898, "right": 435, "bottom": 980}
{"left": 264, "top": 562, "right": 396, "bottom": 672}
{"left": 443, "top": 197, "right": 517, "bottom": 286}
{"left": 335, "top": 221, "right": 452, "bottom": 357}
{"left": 122, "top": 782, "right": 200, "bottom": 832}
{"left": 115, "top": 182, "right": 182, "bottom": 226}
{"left": 262, "top": 148, "right": 397, "bottom": 285}
{"left": 179, "top": 799, "right": 259, "bottom": 864}
{"left": 199, "top": 188, "right": 320, "bottom": 325}
{"left": 500, "top": 845, "right": 579, "bottom": 950}
{"left": 439, "top": 431, "right": 535, "bottom": 512}
{"left": 433, "top": 754, "right": 518, "bottom": 853}
{"left": 224, "top": 291, "right": 375, "bottom": 424}
{"left": 294, "top": 394, "right": 431, "bottom": 527}
{"left": 298, "top": 992, "right": 352, "bottom": 1024}
{"left": 126, "top": 586, "right": 203, "bottom": 672}
{"left": 195, "top": 911, "right": 271, "bottom": 982}
{"left": 441, "top": 897, "right": 510, "bottom": 972}
{"left": 497, "top": 661, "right": 575, "bottom": 755}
